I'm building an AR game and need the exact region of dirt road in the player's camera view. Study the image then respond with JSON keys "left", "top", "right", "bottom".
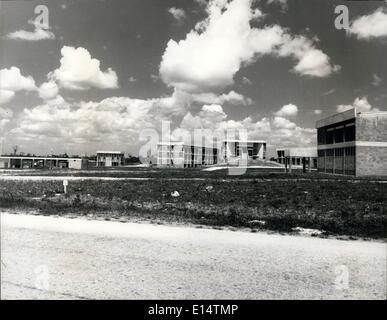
{"left": 1, "top": 213, "right": 385, "bottom": 299}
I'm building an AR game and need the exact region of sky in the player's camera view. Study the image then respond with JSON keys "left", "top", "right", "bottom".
{"left": 0, "top": 0, "right": 386, "bottom": 157}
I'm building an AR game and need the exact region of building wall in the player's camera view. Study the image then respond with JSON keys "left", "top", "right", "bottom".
{"left": 356, "top": 146, "right": 387, "bottom": 176}
{"left": 316, "top": 112, "right": 387, "bottom": 176}
{"left": 356, "top": 115, "right": 387, "bottom": 142}
{"left": 0, "top": 158, "right": 10, "bottom": 168}
{"left": 157, "top": 144, "right": 218, "bottom": 168}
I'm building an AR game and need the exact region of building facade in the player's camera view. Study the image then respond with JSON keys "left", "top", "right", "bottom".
{"left": 276, "top": 148, "right": 317, "bottom": 172}
{"left": 222, "top": 140, "right": 266, "bottom": 164}
{"left": 96, "top": 151, "right": 124, "bottom": 167}
{"left": 316, "top": 108, "right": 387, "bottom": 176}
{"left": 0, "top": 156, "right": 88, "bottom": 170}
{"left": 157, "top": 140, "right": 266, "bottom": 168}
{"left": 157, "top": 142, "right": 218, "bottom": 168}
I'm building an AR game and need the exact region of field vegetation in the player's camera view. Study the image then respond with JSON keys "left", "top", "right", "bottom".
{"left": 1, "top": 168, "right": 386, "bottom": 239}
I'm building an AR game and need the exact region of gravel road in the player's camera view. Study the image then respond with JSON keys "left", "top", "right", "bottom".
{"left": 1, "top": 213, "right": 386, "bottom": 299}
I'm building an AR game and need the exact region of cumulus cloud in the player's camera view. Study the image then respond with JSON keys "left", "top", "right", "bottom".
{"left": 38, "top": 81, "right": 59, "bottom": 100}
{"left": 337, "top": 97, "right": 378, "bottom": 113}
{"left": 9, "top": 89, "right": 191, "bottom": 153}
{"left": 7, "top": 21, "right": 55, "bottom": 41}
{"left": 348, "top": 8, "right": 387, "bottom": 40}
{"left": 178, "top": 104, "right": 315, "bottom": 150}
{"left": 0, "top": 67, "right": 37, "bottom": 104}
{"left": 168, "top": 7, "right": 186, "bottom": 23}
{"left": 190, "top": 90, "right": 253, "bottom": 106}
{"left": 274, "top": 103, "right": 298, "bottom": 117}
{"left": 48, "top": 46, "right": 119, "bottom": 90}
{"left": 0, "top": 107, "right": 13, "bottom": 132}
{"left": 314, "top": 109, "right": 322, "bottom": 115}
{"left": 160, "top": 0, "right": 338, "bottom": 93}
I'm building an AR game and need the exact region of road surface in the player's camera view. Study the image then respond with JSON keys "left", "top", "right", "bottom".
{"left": 1, "top": 213, "right": 386, "bottom": 299}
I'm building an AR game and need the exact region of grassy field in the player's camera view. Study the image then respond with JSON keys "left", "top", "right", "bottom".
{"left": 0, "top": 168, "right": 386, "bottom": 238}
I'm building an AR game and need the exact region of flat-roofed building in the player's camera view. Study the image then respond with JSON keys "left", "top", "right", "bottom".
{"left": 316, "top": 108, "right": 387, "bottom": 176}
{"left": 96, "top": 151, "right": 124, "bottom": 167}
{"left": 157, "top": 142, "right": 218, "bottom": 168}
{"left": 0, "top": 156, "right": 88, "bottom": 170}
{"left": 276, "top": 147, "right": 317, "bottom": 172}
{"left": 222, "top": 140, "right": 266, "bottom": 164}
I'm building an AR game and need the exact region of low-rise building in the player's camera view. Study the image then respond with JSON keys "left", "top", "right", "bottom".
{"left": 0, "top": 156, "right": 88, "bottom": 170}
{"left": 96, "top": 151, "right": 124, "bottom": 167}
{"left": 222, "top": 140, "right": 266, "bottom": 163}
{"left": 316, "top": 108, "right": 387, "bottom": 176}
{"left": 276, "top": 148, "right": 317, "bottom": 172}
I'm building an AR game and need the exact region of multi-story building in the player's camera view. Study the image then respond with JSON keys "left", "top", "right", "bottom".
{"left": 316, "top": 108, "right": 387, "bottom": 176}
{"left": 156, "top": 140, "right": 266, "bottom": 168}
{"left": 157, "top": 142, "right": 218, "bottom": 168}
{"left": 96, "top": 151, "right": 124, "bottom": 167}
{"left": 276, "top": 148, "right": 317, "bottom": 172}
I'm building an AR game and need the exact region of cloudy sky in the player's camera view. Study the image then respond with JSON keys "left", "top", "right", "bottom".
{"left": 0, "top": 0, "right": 386, "bottom": 157}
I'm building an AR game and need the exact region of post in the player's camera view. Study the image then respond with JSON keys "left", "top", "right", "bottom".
{"left": 289, "top": 157, "right": 292, "bottom": 173}
{"left": 302, "top": 157, "right": 306, "bottom": 173}
{"left": 63, "top": 179, "right": 68, "bottom": 194}
{"left": 308, "top": 157, "right": 312, "bottom": 172}
{"left": 285, "top": 157, "right": 288, "bottom": 173}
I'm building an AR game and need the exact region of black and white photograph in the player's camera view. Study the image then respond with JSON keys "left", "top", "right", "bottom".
{"left": 0, "top": 0, "right": 386, "bottom": 305}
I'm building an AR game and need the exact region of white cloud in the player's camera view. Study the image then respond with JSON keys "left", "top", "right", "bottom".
{"left": 337, "top": 97, "right": 378, "bottom": 113}
{"left": 160, "top": 0, "right": 339, "bottom": 93}
{"left": 179, "top": 106, "right": 315, "bottom": 151}
{"left": 321, "top": 88, "right": 336, "bottom": 96}
{"left": 274, "top": 103, "right": 298, "bottom": 117}
{"left": 191, "top": 90, "right": 252, "bottom": 106}
{"left": 241, "top": 76, "right": 252, "bottom": 85}
{"left": 168, "top": 7, "right": 186, "bottom": 23}
{"left": 0, "top": 107, "right": 13, "bottom": 119}
{"left": 49, "top": 46, "right": 119, "bottom": 90}
{"left": 278, "top": 34, "right": 341, "bottom": 77}
{"left": 348, "top": 8, "right": 387, "bottom": 40}
{"left": 372, "top": 74, "right": 382, "bottom": 87}
{"left": 10, "top": 89, "right": 191, "bottom": 153}
{"left": 0, "top": 67, "right": 37, "bottom": 104}
{"left": 273, "top": 116, "right": 296, "bottom": 129}
{"left": 314, "top": 109, "right": 322, "bottom": 115}
{"left": 7, "top": 20, "right": 55, "bottom": 41}
{"left": 0, "top": 90, "right": 15, "bottom": 105}
{"left": 128, "top": 76, "right": 137, "bottom": 83}
{"left": 38, "top": 81, "right": 59, "bottom": 100}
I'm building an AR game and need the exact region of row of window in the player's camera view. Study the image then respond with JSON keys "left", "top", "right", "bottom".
{"left": 317, "top": 121, "right": 355, "bottom": 145}
{"left": 318, "top": 146, "right": 356, "bottom": 157}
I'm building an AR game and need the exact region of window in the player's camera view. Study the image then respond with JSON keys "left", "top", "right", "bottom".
{"left": 344, "top": 123, "right": 355, "bottom": 142}
{"left": 317, "top": 127, "right": 326, "bottom": 145}
{"left": 345, "top": 146, "right": 355, "bottom": 156}
{"left": 335, "top": 148, "right": 344, "bottom": 157}
{"left": 326, "top": 128, "right": 334, "bottom": 144}
{"left": 326, "top": 149, "right": 334, "bottom": 156}
{"left": 334, "top": 126, "right": 344, "bottom": 143}
{"left": 318, "top": 150, "right": 325, "bottom": 157}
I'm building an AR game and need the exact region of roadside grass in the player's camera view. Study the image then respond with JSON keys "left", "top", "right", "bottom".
{"left": 0, "top": 174, "right": 386, "bottom": 238}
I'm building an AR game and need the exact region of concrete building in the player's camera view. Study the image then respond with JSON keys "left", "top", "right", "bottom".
{"left": 157, "top": 139, "right": 266, "bottom": 168}
{"left": 0, "top": 156, "right": 88, "bottom": 170}
{"left": 276, "top": 148, "right": 317, "bottom": 172}
{"left": 96, "top": 151, "right": 124, "bottom": 167}
{"left": 157, "top": 142, "right": 218, "bottom": 168}
{"left": 222, "top": 140, "right": 266, "bottom": 164}
{"left": 316, "top": 108, "right": 387, "bottom": 176}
